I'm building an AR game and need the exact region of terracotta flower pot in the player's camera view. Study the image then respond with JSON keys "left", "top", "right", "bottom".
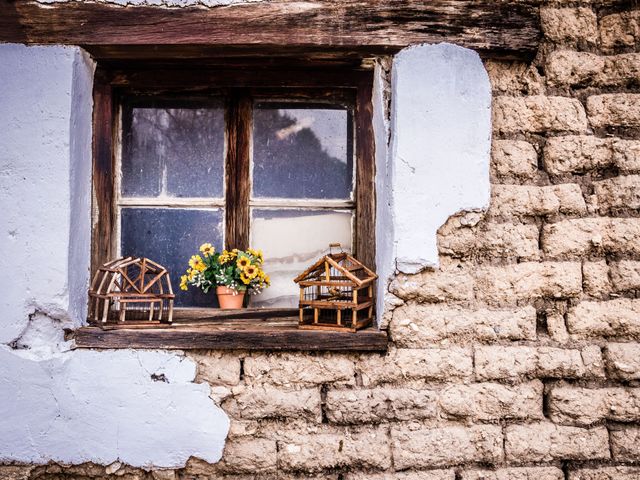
{"left": 216, "top": 286, "right": 245, "bottom": 309}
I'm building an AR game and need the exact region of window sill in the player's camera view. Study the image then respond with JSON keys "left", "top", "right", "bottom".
{"left": 72, "top": 308, "right": 388, "bottom": 352}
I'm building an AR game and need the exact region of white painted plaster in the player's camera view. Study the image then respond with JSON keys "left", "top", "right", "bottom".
{"left": 372, "top": 60, "right": 395, "bottom": 320}
{"left": 387, "top": 43, "right": 492, "bottom": 274}
{"left": 68, "top": 49, "right": 94, "bottom": 325}
{"left": 0, "top": 45, "right": 75, "bottom": 343}
{"left": 0, "top": 346, "right": 227, "bottom": 468}
{"left": 0, "top": 44, "right": 229, "bottom": 468}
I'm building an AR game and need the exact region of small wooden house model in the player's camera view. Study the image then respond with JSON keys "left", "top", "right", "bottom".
{"left": 88, "top": 257, "right": 175, "bottom": 325}
{"left": 294, "top": 247, "right": 377, "bottom": 332}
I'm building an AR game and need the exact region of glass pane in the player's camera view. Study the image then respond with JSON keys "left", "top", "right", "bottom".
{"left": 121, "top": 102, "right": 225, "bottom": 198}
{"left": 121, "top": 208, "right": 224, "bottom": 307}
{"left": 252, "top": 104, "right": 353, "bottom": 200}
{"left": 250, "top": 209, "right": 353, "bottom": 307}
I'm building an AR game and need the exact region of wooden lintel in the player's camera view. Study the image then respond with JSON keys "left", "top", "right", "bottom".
{"left": 0, "top": 0, "right": 540, "bottom": 60}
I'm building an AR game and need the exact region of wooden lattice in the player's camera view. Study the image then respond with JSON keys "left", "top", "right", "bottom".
{"left": 88, "top": 257, "right": 174, "bottom": 325}
{"left": 294, "top": 245, "right": 377, "bottom": 332}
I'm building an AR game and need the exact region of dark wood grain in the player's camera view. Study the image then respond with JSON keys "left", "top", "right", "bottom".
{"left": 174, "top": 307, "right": 300, "bottom": 321}
{"left": 225, "top": 93, "right": 252, "bottom": 250}
{"left": 355, "top": 75, "right": 376, "bottom": 271}
{"left": 73, "top": 318, "right": 388, "bottom": 351}
{"left": 85, "top": 45, "right": 384, "bottom": 64}
{"left": 104, "top": 67, "right": 372, "bottom": 90}
{"left": 91, "top": 71, "right": 115, "bottom": 279}
{"left": 0, "top": 0, "right": 540, "bottom": 60}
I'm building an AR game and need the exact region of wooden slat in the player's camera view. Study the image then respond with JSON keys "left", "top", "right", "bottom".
{"left": 73, "top": 321, "right": 388, "bottom": 351}
{"left": 326, "top": 256, "right": 363, "bottom": 286}
{"left": 225, "top": 93, "right": 252, "bottom": 250}
{"left": 298, "top": 280, "right": 357, "bottom": 287}
{"left": 354, "top": 75, "right": 376, "bottom": 271}
{"left": 299, "top": 299, "right": 373, "bottom": 310}
{"left": 91, "top": 73, "right": 115, "bottom": 279}
{"left": 174, "top": 307, "right": 300, "bottom": 321}
{"left": 102, "top": 68, "right": 371, "bottom": 90}
{"left": 0, "top": 1, "right": 540, "bottom": 60}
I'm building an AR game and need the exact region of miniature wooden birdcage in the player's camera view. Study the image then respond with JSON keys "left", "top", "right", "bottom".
{"left": 294, "top": 244, "right": 378, "bottom": 332}
{"left": 88, "top": 257, "right": 175, "bottom": 325}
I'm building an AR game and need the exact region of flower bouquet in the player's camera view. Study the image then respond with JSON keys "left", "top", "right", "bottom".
{"left": 180, "top": 244, "right": 270, "bottom": 309}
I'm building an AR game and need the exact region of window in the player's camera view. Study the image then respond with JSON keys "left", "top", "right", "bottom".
{"left": 92, "top": 64, "right": 376, "bottom": 312}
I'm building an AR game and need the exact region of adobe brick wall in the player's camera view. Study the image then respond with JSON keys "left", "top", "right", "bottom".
{"left": 4, "top": 1, "right": 640, "bottom": 479}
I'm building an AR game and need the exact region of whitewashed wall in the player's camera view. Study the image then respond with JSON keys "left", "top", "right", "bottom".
{"left": 0, "top": 44, "right": 229, "bottom": 468}
{"left": 0, "top": 42, "right": 490, "bottom": 468}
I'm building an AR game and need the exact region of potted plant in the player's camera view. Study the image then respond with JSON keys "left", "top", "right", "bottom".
{"left": 180, "top": 244, "right": 270, "bottom": 309}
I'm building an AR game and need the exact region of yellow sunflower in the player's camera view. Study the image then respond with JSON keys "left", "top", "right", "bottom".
{"left": 179, "top": 275, "right": 188, "bottom": 291}
{"left": 247, "top": 248, "right": 264, "bottom": 263}
{"left": 239, "top": 273, "right": 252, "bottom": 285}
{"left": 199, "top": 243, "right": 215, "bottom": 256}
{"left": 237, "top": 256, "right": 251, "bottom": 269}
{"left": 194, "top": 259, "right": 207, "bottom": 272}
{"left": 187, "top": 268, "right": 197, "bottom": 281}
{"left": 189, "top": 255, "right": 203, "bottom": 269}
{"left": 243, "top": 264, "right": 259, "bottom": 279}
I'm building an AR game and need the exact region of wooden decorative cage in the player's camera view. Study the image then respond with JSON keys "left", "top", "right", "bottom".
{"left": 88, "top": 257, "right": 175, "bottom": 325}
{"left": 294, "top": 245, "right": 377, "bottom": 332}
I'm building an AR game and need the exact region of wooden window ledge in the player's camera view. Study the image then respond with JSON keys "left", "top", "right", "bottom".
{"left": 72, "top": 308, "right": 388, "bottom": 351}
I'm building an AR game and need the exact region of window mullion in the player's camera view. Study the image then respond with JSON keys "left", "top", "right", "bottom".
{"left": 224, "top": 90, "right": 252, "bottom": 250}
{"left": 355, "top": 79, "right": 376, "bottom": 270}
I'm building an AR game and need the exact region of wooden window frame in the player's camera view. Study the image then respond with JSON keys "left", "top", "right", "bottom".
{"left": 91, "top": 63, "right": 376, "bottom": 313}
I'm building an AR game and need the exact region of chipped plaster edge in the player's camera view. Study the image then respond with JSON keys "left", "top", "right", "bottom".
{"left": 68, "top": 48, "right": 95, "bottom": 326}
{"left": 373, "top": 59, "right": 396, "bottom": 324}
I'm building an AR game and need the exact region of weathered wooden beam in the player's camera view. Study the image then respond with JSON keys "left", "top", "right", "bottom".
{"left": 0, "top": 0, "right": 540, "bottom": 59}
{"left": 73, "top": 324, "right": 389, "bottom": 351}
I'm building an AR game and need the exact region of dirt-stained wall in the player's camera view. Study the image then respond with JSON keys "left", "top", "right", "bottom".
{"left": 3, "top": 1, "right": 640, "bottom": 479}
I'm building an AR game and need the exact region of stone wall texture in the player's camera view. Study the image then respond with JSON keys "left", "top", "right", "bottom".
{"left": 4, "top": 1, "right": 640, "bottom": 479}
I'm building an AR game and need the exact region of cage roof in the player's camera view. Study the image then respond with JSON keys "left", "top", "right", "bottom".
{"left": 294, "top": 252, "right": 377, "bottom": 287}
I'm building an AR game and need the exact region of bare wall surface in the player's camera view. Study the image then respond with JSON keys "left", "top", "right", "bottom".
{"left": 0, "top": 44, "right": 229, "bottom": 468}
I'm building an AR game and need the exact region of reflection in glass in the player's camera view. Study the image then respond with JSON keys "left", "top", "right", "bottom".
{"left": 120, "top": 208, "right": 224, "bottom": 307}
{"left": 121, "top": 104, "right": 225, "bottom": 199}
{"left": 253, "top": 105, "right": 353, "bottom": 200}
{"left": 250, "top": 209, "right": 353, "bottom": 307}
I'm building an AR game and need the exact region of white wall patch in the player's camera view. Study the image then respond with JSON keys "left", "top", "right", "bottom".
{"left": 389, "top": 43, "right": 492, "bottom": 274}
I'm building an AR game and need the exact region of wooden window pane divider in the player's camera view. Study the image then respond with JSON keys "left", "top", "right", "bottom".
{"left": 248, "top": 199, "right": 355, "bottom": 209}
{"left": 118, "top": 198, "right": 226, "bottom": 208}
